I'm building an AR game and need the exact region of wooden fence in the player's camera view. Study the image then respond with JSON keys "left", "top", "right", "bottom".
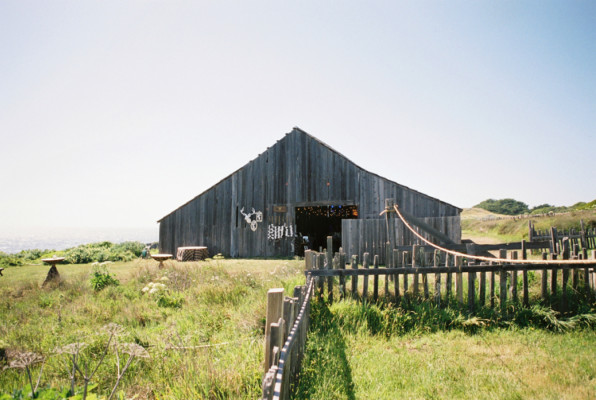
{"left": 529, "top": 221, "right": 596, "bottom": 254}
{"left": 305, "top": 238, "right": 596, "bottom": 312}
{"left": 342, "top": 216, "right": 461, "bottom": 265}
{"left": 261, "top": 275, "right": 314, "bottom": 400}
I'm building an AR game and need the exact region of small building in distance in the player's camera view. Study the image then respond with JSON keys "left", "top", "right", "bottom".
{"left": 158, "top": 127, "right": 461, "bottom": 259}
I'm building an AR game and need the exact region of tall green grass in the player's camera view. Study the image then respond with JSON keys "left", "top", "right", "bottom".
{"left": 0, "top": 258, "right": 304, "bottom": 399}
{"left": 295, "top": 297, "right": 596, "bottom": 399}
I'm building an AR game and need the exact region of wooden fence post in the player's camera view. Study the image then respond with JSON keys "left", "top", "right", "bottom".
{"left": 386, "top": 241, "right": 393, "bottom": 282}
{"left": 339, "top": 251, "right": 346, "bottom": 300}
{"left": 403, "top": 251, "right": 410, "bottom": 296}
{"left": 423, "top": 252, "right": 430, "bottom": 300}
{"left": 490, "top": 261, "right": 496, "bottom": 308}
{"left": 351, "top": 255, "right": 358, "bottom": 298}
{"left": 283, "top": 297, "right": 295, "bottom": 342}
{"left": 412, "top": 245, "right": 420, "bottom": 298}
{"left": 466, "top": 244, "right": 477, "bottom": 312}
{"left": 373, "top": 254, "right": 379, "bottom": 301}
{"left": 572, "top": 245, "right": 579, "bottom": 291}
{"left": 269, "top": 318, "right": 284, "bottom": 367}
{"left": 499, "top": 249, "right": 507, "bottom": 313}
{"left": 522, "top": 240, "right": 529, "bottom": 307}
{"left": 456, "top": 256, "right": 463, "bottom": 305}
{"left": 434, "top": 250, "right": 441, "bottom": 307}
{"left": 510, "top": 251, "right": 518, "bottom": 303}
{"left": 317, "top": 253, "right": 325, "bottom": 300}
{"left": 327, "top": 237, "right": 333, "bottom": 303}
{"left": 561, "top": 240, "right": 570, "bottom": 311}
{"left": 550, "top": 253, "right": 558, "bottom": 296}
{"left": 541, "top": 252, "right": 548, "bottom": 300}
{"left": 363, "top": 252, "right": 370, "bottom": 300}
{"left": 264, "top": 289, "right": 284, "bottom": 372}
{"left": 550, "top": 227, "right": 559, "bottom": 255}
{"left": 446, "top": 253, "right": 452, "bottom": 301}
{"left": 262, "top": 366, "right": 277, "bottom": 400}
{"left": 385, "top": 243, "right": 391, "bottom": 297}
{"left": 394, "top": 250, "right": 401, "bottom": 302}
{"left": 305, "top": 250, "right": 313, "bottom": 271}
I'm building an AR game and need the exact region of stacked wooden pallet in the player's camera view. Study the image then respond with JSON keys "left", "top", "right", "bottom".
{"left": 176, "top": 246, "right": 209, "bottom": 261}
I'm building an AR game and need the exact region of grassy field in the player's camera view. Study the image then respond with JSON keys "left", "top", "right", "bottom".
{"left": 0, "top": 258, "right": 304, "bottom": 399}
{"left": 461, "top": 208, "right": 596, "bottom": 244}
{"left": 2, "top": 213, "right": 596, "bottom": 400}
{"left": 295, "top": 299, "right": 596, "bottom": 400}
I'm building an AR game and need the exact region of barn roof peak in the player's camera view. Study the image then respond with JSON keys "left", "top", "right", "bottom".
{"left": 158, "top": 126, "right": 461, "bottom": 222}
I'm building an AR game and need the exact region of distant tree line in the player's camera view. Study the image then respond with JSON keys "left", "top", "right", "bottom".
{"left": 474, "top": 198, "right": 596, "bottom": 216}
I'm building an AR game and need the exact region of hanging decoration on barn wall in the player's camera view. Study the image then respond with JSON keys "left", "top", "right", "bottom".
{"left": 267, "top": 223, "right": 295, "bottom": 241}
{"left": 240, "top": 207, "right": 263, "bottom": 232}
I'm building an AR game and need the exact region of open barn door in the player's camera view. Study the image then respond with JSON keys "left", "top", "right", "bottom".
{"left": 295, "top": 205, "right": 358, "bottom": 255}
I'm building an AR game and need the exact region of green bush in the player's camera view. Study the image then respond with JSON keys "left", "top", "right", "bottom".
{"left": 475, "top": 198, "right": 529, "bottom": 215}
{"left": 89, "top": 264, "right": 120, "bottom": 291}
{"left": 156, "top": 292, "right": 184, "bottom": 308}
{"left": 0, "top": 253, "right": 23, "bottom": 267}
{"left": 64, "top": 242, "right": 145, "bottom": 264}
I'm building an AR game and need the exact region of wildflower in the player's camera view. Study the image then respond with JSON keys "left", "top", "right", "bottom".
{"left": 54, "top": 342, "right": 88, "bottom": 355}
{"left": 121, "top": 343, "right": 150, "bottom": 359}
{"left": 103, "top": 323, "right": 124, "bottom": 336}
{"left": 9, "top": 352, "right": 44, "bottom": 369}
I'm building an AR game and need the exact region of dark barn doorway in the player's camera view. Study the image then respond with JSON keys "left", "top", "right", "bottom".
{"left": 295, "top": 205, "right": 358, "bottom": 256}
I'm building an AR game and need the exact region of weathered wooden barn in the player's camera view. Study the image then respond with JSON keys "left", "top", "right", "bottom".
{"left": 158, "top": 127, "right": 461, "bottom": 259}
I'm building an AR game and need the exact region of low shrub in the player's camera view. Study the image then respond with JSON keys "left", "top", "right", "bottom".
{"left": 90, "top": 264, "right": 120, "bottom": 291}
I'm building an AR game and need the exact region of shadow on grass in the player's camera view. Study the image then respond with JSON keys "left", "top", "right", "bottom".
{"left": 293, "top": 299, "right": 356, "bottom": 400}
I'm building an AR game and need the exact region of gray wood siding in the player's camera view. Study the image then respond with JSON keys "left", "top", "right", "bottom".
{"left": 158, "top": 128, "right": 461, "bottom": 257}
{"left": 342, "top": 216, "right": 461, "bottom": 265}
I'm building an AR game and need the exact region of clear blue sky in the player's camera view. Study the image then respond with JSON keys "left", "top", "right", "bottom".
{"left": 1, "top": 1, "right": 595, "bottom": 232}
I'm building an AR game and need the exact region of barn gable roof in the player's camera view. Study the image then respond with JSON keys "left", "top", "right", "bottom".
{"left": 158, "top": 127, "right": 461, "bottom": 222}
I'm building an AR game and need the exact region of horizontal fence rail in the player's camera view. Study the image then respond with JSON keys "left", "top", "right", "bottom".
{"left": 305, "top": 243, "right": 596, "bottom": 312}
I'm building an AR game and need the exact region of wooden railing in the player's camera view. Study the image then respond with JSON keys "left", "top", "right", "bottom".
{"left": 261, "top": 275, "right": 314, "bottom": 400}
{"left": 304, "top": 244, "right": 596, "bottom": 312}
{"left": 529, "top": 221, "right": 596, "bottom": 254}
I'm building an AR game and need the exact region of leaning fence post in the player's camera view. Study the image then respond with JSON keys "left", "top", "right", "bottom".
{"left": 264, "top": 288, "right": 284, "bottom": 373}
